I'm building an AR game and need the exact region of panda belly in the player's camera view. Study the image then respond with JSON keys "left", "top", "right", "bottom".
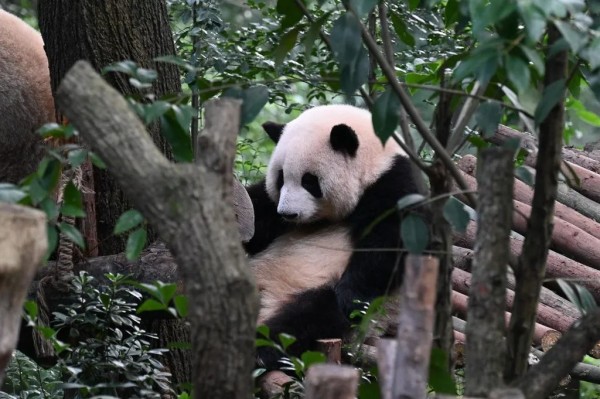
{"left": 250, "top": 226, "right": 352, "bottom": 324}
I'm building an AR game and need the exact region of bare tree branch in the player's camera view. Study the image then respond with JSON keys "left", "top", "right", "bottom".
{"left": 519, "top": 308, "right": 600, "bottom": 399}
{"left": 505, "top": 24, "right": 568, "bottom": 381}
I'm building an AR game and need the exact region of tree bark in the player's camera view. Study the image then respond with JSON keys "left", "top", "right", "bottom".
{"left": 0, "top": 204, "right": 47, "bottom": 386}
{"left": 38, "top": 0, "right": 181, "bottom": 255}
{"left": 55, "top": 62, "right": 258, "bottom": 398}
{"left": 464, "top": 148, "right": 513, "bottom": 396}
{"left": 392, "top": 255, "right": 439, "bottom": 399}
{"left": 505, "top": 25, "right": 568, "bottom": 381}
{"left": 304, "top": 364, "right": 359, "bottom": 399}
{"left": 518, "top": 308, "right": 600, "bottom": 399}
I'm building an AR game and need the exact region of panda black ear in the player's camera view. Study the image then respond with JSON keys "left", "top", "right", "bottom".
{"left": 262, "top": 122, "right": 286, "bottom": 143}
{"left": 330, "top": 124, "right": 359, "bottom": 157}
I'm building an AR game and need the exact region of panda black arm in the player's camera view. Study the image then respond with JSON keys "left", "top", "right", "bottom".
{"left": 244, "top": 179, "right": 291, "bottom": 255}
{"left": 258, "top": 285, "right": 350, "bottom": 370}
{"left": 335, "top": 155, "right": 425, "bottom": 315}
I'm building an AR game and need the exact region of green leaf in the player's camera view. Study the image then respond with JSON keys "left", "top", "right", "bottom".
{"left": 443, "top": 197, "right": 470, "bottom": 233}
{"left": 242, "top": 86, "right": 270, "bottom": 126}
{"left": 517, "top": 3, "right": 546, "bottom": 43}
{"left": 126, "top": 227, "right": 147, "bottom": 261}
{"left": 330, "top": 12, "right": 370, "bottom": 96}
{"left": 273, "top": 28, "right": 300, "bottom": 67}
{"left": 114, "top": 209, "right": 144, "bottom": 235}
{"left": 89, "top": 152, "right": 106, "bottom": 169}
{"left": 469, "top": 0, "right": 516, "bottom": 39}
{"left": 557, "top": 279, "right": 582, "bottom": 310}
{"left": 349, "top": 0, "right": 378, "bottom": 17}
{"left": 555, "top": 20, "right": 586, "bottom": 53}
{"left": 506, "top": 55, "right": 531, "bottom": 94}
{"left": 519, "top": 44, "right": 544, "bottom": 75}
{"left": 515, "top": 166, "right": 535, "bottom": 187}
{"left": 46, "top": 224, "right": 58, "bottom": 260}
{"left": 224, "top": 86, "right": 270, "bottom": 126}
{"left": 137, "top": 299, "right": 167, "bottom": 313}
{"left": 37, "top": 158, "right": 62, "bottom": 191}
{"left": 582, "top": 37, "right": 600, "bottom": 70}
{"left": 24, "top": 300, "right": 39, "bottom": 319}
{"left": 67, "top": 149, "right": 88, "bottom": 168}
{"left": 0, "top": 183, "right": 27, "bottom": 203}
{"left": 429, "top": 348, "right": 457, "bottom": 394}
{"left": 391, "top": 12, "right": 416, "bottom": 47}
{"left": 475, "top": 101, "right": 502, "bottom": 138}
{"left": 339, "top": 46, "right": 369, "bottom": 96}
{"left": 160, "top": 106, "right": 194, "bottom": 163}
{"left": 401, "top": 213, "right": 429, "bottom": 254}
{"left": 61, "top": 181, "right": 85, "bottom": 218}
{"left": 141, "top": 101, "right": 171, "bottom": 125}
{"left": 278, "top": 333, "right": 297, "bottom": 350}
{"left": 303, "top": 12, "right": 331, "bottom": 59}
{"left": 276, "top": 0, "right": 303, "bottom": 29}
{"left": 40, "top": 197, "right": 60, "bottom": 220}
{"left": 567, "top": 97, "right": 600, "bottom": 127}
{"left": 102, "top": 60, "right": 138, "bottom": 76}
{"left": 59, "top": 222, "right": 86, "bottom": 249}
{"left": 397, "top": 193, "right": 426, "bottom": 211}
{"left": 574, "top": 284, "right": 597, "bottom": 314}
{"left": 444, "top": 0, "right": 460, "bottom": 26}
{"left": 300, "top": 351, "right": 326, "bottom": 368}
{"left": 534, "top": 79, "right": 565, "bottom": 125}
{"left": 372, "top": 88, "right": 400, "bottom": 144}
{"left": 257, "top": 325, "right": 271, "bottom": 338}
{"left": 408, "top": 0, "right": 420, "bottom": 10}
{"left": 174, "top": 295, "right": 189, "bottom": 317}
{"left": 157, "top": 282, "right": 178, "bottom": 304}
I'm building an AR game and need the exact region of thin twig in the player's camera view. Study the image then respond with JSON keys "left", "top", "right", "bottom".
{"left": 346, "top": 5, "right": 476, "bottom": 207}
{"left": 293, "top": 0, "right": 373, "bottom": 109}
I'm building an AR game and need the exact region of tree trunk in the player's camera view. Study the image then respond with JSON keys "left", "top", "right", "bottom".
{"left": 56, "top": 62, "right": 258, "bottom": 398}
{"left": 38, "top": 0, "right": 181, "bottom": 255}
{"left": 465, "top": 148, "right": 513, "bottom": 396}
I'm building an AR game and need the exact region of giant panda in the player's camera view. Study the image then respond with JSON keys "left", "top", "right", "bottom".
{"left": 0, "top": 10, "right": 55, "bottom": 183}
{"left": 244, "top": 104, "right": 424, "bottom": 369}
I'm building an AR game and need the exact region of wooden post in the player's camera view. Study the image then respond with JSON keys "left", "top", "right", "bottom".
{"left": 392, "top": 255, "right": 440, "bottom": 399}
{"left": 0, "top": 203, "right": 47, "bottom": 386}
{"left": 304, "top": 364, "right": 359, "bottom": 399}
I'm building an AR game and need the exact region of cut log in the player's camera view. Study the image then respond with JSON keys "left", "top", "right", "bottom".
{"left": 0, "top": 204, "right": 47, "bottom": 386}
{"left": 512, "top": 200, "right": 600, "bottom": 270}
{"left": 455, "top": 222, "right": 600, "bottom": 301}
{"left": 452, "top": 268, "right": 576, "bottom": 333}
{"left": 451, "top": 290, "right": 556, "bottom": 345}
{"left": 452, "top": 246, "right": 581, "bottom": 321}
{"left": 457, "top": 154, "right": 600, "bottom": 240}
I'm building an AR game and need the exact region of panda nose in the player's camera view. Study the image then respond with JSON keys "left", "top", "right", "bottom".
{"left": 279, "top": 212, "right": 299, "bottom": 220}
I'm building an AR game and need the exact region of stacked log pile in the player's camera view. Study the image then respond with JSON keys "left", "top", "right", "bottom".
{"left": 449, "top": 126, "right": 600, "bottom": 356}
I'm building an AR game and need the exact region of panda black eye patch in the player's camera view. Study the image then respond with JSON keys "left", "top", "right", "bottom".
{"left": 277, "top": 170, "right": 284, "bottom": 190}
{"left": 301, "top": 173, "right": 323, "bottom": 198}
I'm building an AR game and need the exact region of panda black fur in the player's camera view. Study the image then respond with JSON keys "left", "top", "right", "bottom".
{"left": 245, "top": 104, "right": 422, "bottom": 369}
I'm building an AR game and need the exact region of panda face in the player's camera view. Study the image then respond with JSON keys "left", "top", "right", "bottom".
{"left": 265, "top": 105, "right": 405, "bottom": 223}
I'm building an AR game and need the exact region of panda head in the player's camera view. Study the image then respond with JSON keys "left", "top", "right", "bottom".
{"left": 263, "top": 104, "right": 404, "bottom": 223}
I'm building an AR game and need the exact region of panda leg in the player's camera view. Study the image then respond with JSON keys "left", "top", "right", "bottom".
{"left": 257, "top": 285, "right": 350, "bottom": 371}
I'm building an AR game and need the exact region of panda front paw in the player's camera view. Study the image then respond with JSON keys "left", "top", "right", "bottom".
{"left": 256, "top": 346, "right": 288, "bottom": 372}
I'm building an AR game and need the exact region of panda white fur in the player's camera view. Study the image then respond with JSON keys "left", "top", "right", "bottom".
{"left": 0, "top": 10, "right": 55, "bottom": 183}
{"left": 245, "top": 104, "right": 424, "bottom": 369}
